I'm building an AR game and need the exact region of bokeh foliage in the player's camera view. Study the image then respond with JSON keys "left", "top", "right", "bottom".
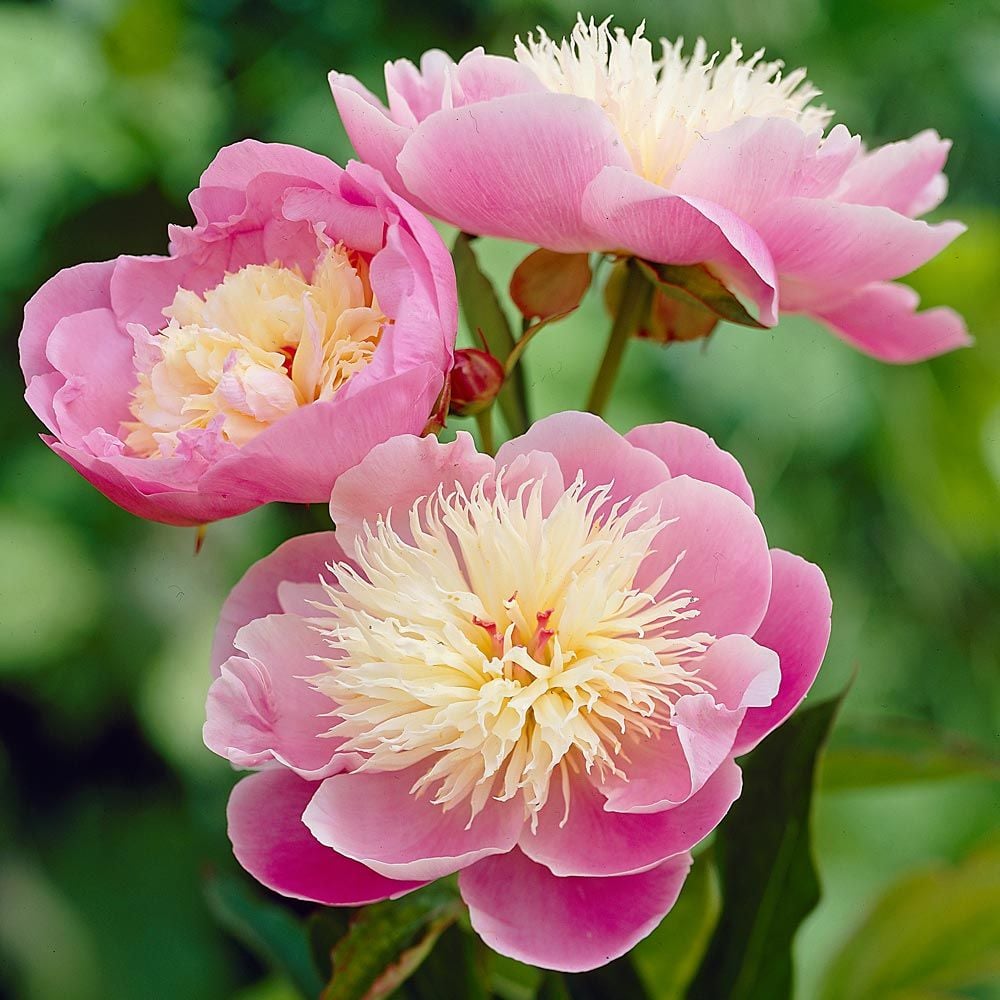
{"left": 0, "top": 1, "right": 997, "bottom": 998}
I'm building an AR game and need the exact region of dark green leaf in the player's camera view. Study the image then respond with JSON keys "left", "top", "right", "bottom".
{"left": 819, "top": 841, "right": 1000, "bottom": 999}
{"left": 563, "top": 956, "right": 652, "bottom": 1000}
{"left": 488, "top": 952, "right": 544, "bottom": 1000}
{"left": 307, "top": 908, "right": 351, "bottom": 983}
{"left": 687, "top": 691, "right": 847, "bottom": 1000}
{"left": 321, "top": 882, "right": 463, "bottom": 1000}
{"left": 632, "top": 851, "right": 719, "bottom": 999}
{"left": 536, "top": 972, "right": 572, "bottom": 1000}
{"left": 397, "top": 922, "right": 488, "bottom": 1000}
{"left": 205, "top": 874, "right": 323, "bottom": 1000}
{"left": 452, "top": 232, "right": 528, "bottom": 436}
{"left": 636, "top": 259, "right": 767, "bottom": 329}
{"left": 821, "top": 718, "right": 1000, "bottom": 791}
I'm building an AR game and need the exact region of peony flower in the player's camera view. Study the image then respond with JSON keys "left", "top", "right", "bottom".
{"left": 20, "top": 140, "right": 456, "bottom": 525}
{"left": 205, "top": 411, "right": 831, "bottom": 971}
{"left": 330, "top": 16, "right": 969, "bottom": 362}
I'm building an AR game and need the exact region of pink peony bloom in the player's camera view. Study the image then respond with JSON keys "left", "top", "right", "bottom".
{"left": 20, "top": 140, "right": 457, "bottom": 525}
{"left": 330, "top": 17, "right": 969, "bottom": 362}
{"left": 205, "top": 411, "right": 831, "bottom": 971}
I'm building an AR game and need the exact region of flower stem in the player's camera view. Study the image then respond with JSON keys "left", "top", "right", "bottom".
{"left": 585, "top": 258, "right": 653, "bottom": 416}
{"left": 475, "top": 405, "right": 495, "bottom": 455}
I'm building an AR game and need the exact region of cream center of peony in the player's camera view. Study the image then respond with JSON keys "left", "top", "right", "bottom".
{"left": 310, "top": 475, "right": 715, "bottom": 827}
{"left": 514, "top": 16, "right": 832, "bottom": 187}
{"left": 124, "top": 245, "right": 385, "bottom": 458}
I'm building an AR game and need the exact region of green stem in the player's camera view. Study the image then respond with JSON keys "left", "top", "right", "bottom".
{"left": 475, "top": 405, "right": 495, "bottom": 455}
{"left": 585, "top": 258, "right": 653, "bottom": 416}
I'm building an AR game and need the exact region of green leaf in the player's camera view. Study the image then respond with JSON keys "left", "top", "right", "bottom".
{"left": 563, "top": 956, "right": 652, "bottom": 999}
{"left": 397, "top": 922, "right": 489, "bottom": 1000}
{"left": 205, "top": 874, "right": 323, "bottom": 1000}
{"left": 321, "top": 882, "right": 463, "bottom": 1000}
{"left": 635, "top": 259, "right": 767, "bottom": 330}
{"left": 687, "top": 692, "right": 847, "bottom": 1000}
{"left": 820, "top": 718, "right": 1000, "bottom": 791}
{"left": 632, "top": 851, "right": 719, "bottom": 999}
{"left": 488, "top": 953, "right": 543, "bottom": 1000}
{"left": 452, "top": 232, "right": 528, "bottom": 436}
{"left": 819, "top": 842, "right": 1000, "bottom": 1000}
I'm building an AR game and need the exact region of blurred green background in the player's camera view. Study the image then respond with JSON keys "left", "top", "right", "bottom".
{"left": 1, "top": 1, "right": 997, "bottom": 998}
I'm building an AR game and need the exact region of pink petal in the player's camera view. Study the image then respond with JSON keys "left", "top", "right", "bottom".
{"left": 693, "top": 634, "right": 781, "bottom": 712}
{"left": 626, "top": 421, "right": 754, "bottom": 508}
{"left": 347, "top": 159, "right": 459, "bottom": 336}
{"left": 228, "top": 768, "right": 424, "bottom": 905}
{"left": 519, "top": 759, "right": 741, "bottom": 877}
{"left": 810, "top": 280, "right": 972, "bottom": 363}
{"left": 735, "top": 549, "right": 832, "bottom": 754}
{"left": 453, "top": 51, "right": 547, "bottom": 104}
{"left": 756, "top": 197, "right": 965, "bottom": 289}
{"left": 45, "top": 438, "right": 251, "bottom": 526}
{"left": 199, "top": 364, "right": 444, "bottom": 506}
{"left": 459, "top": 848, "right": 691, "bottom": 972}
{"left": 204, "top": 614, "right": 346, "bottom": 778}
{"left": 384, "top": 50, "right": 458, "bottom": 126}
{"left": 44, "top": 307, "right": 137, "bottom": 447}
{"left": 634, "top": 475, "right": 773, "bottom": 639}
{"left": 20, "top": 259, "right": 116, "bottom": 383}
{"left": 673, "top": 119, "right": 860, "bottom": 218}
{"left": 581, "top": 166, "right": 779, "bottom": 325}
{"left": 330, "top": 75, "right": 416, "bottom": 203}
{"left": 328, "top": 431, "right": 494, "bottom": 551}
{"left": 396, "top": 92, "right": 631, "bottom": 251}
{"left": 212, "top": 531, "right": 342, "bottom": 675}
{"left": 836, "top": 130, "right": 952, "bottom": 216}
{"left": 302, "top": 766, "right": 523, "bottom": 880}
{"left": 199, "top": 139, "right": 341, "bottom": 194}
{"left": 495, "top": 411, "right": 670, "bottom": 512}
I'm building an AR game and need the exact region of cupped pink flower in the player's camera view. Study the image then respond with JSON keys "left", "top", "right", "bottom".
{"left": 330, "top": 17, "right": 969, "bottom": 362}
{"left": 205, "top": 412, "right": 831, "bottom": 971}
{"left": 20, "top": 140, "right": 457, "bottom": 525}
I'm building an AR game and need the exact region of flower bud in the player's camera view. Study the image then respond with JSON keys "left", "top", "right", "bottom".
{"left": 448, "top": 349, "right": 505, "bottom": 416}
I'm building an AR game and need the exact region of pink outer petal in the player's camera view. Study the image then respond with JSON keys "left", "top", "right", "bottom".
{"left": 328, "top": 431, "right": 494, "bottom": 551}
{"left": 519, "top": 758, "right": 741, "bottom": 877}
{"left": 45, "top": 438, "right": 252, "bottom": 527}
{"left": 634, "top": 475, "right": 773, "bottom": 640}
{"left": 199, "top": 139, "right": 342, "bottom": 195}
{"left": 673, "top": 119, "right": 860, "bottom": 218}
{"left": 204, "top": 613, "right": 345, "bottom": 779}
{"left": 198, "top": 364, "right": 443, "bottom": 506}
{"left": 459, "top": 848, "right": 692, "bottom": 973}
{"left": 581, "top": 166, "right": 779, "bottom": 325}
{"left": 835, "top": 129, "right": 952, "bottom": 216}
{"left": 330, "top": 75, "right": 417, "bottom": 203}
{"left": 212, "top": 531, "right": 342, "bottom": 675}
{"left": 20, "top": 259, "right": 116, "bottom": 383}
{"left": 496, "top": 411, "right": 670, "bottom": 511}
{"left": 396, "top": 93, "right": 632, "bottom": 251}
{"left": 302, "top": 766, "right": 523, "bottom": 880}
{"left": 809, "top": 281, "right": 972, "bottom": 363}
{"left": 755, "top": 197, "right": 965, "bottom": 289}
{"left": 626, "top": 421, "right": 754, "bottom": 509}
{"left": 228, "top": 769, "right": 425, "bottom": 905}
{"left": 735, "top": 549, "right": 833, "bottom": 755}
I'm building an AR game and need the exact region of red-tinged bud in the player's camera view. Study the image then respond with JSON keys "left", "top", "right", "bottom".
{"left": 448, "top": 348, "right": 505, "bottom": 416}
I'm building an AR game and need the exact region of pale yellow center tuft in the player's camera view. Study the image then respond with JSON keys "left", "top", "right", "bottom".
{"left": 125, "top": 245, "right": 384, "bottom": 457}
{"left": 309, "top": 475, "right": 715, "bottom": 828}
{"left": 514, "top": 16, "right": 833, "bottom": 187}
